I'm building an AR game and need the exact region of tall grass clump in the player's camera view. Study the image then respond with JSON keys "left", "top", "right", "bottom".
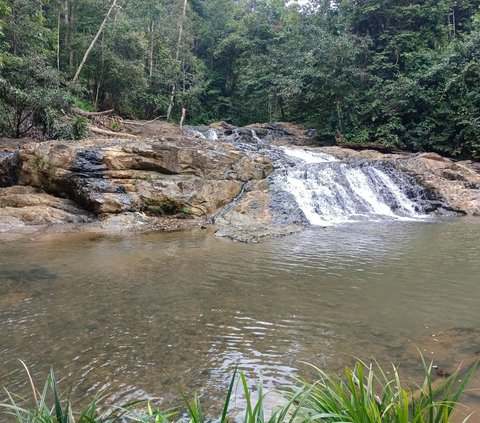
{"left": 1, "top": 358, "right": 478, "bottom": 423}
{"left": 286, "top": 357, "right": 479, "bottom": 423}
{"left": 0, "top": 361, "right": 131, "bottom": 423}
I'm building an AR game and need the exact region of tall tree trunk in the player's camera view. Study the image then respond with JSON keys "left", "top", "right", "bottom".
{"left": 64, "top": 0, "right": 74, "bottom": 69}
{"left": 451, "top": 7, "right": 456, "bottom": 37}
{"left": 278, "top": 95, "right": 286, "bottom": 122}
{"left": 72, "top": 0, "right": 118, "bottom": 82}
{"left": 56, "top": 7, "right": 61, "bottom": 71}
{"left": 94, "top": 82, "right": 101, "bottom": 109}
{"left": 179, "top": 107, "right": 186, "bottom": 127}
{"left": 148, "top": 19, "right": 155, "bottom": 77}
{"left": 166, "top": 0, "right": 187, "bottom": 121}
{"left": 11, "top": 0, "right": 18, "bottom": 55}
{"left": 336, "top": 99, "right": 343, "bottom": 133}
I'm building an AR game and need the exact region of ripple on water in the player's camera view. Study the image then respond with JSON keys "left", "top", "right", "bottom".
{"left": 0, "top": 218, "right": 479, "bottom": 411}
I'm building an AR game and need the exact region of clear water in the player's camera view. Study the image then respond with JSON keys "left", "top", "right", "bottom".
{"left": 1, "top": 218, "right": 480, "bottom": 415}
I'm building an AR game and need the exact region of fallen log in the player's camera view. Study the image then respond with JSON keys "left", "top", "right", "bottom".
{"left": 123, "top": 116, "right": 167, "bottom": 126}
{"left": 89, "top": 126, "right": 138, "bottom": 138}
{"left": 72, "top": 107, "right": 115, "bottom": 117}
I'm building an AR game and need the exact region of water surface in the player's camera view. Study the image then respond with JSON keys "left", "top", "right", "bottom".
{"left": 1, "top": 218, "right": 479, "bottom": 415}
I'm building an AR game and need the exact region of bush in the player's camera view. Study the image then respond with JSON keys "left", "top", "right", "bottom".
{"left": 72, "top": 116, "right": 89, "bottom": 140}
{"left": 0, "top": 55, "right": 75, "bottom": 139}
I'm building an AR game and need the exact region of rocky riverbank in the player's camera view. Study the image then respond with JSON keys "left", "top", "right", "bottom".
{"left": 1, "top": 122, "right": 479, "bottom": 242}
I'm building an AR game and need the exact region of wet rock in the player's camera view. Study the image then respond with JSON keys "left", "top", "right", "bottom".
{"left": 215, "top": 223, "right": 303, "bottom": 243}
{"left": 442, "top": 169, "right": 467, "bottom": 181}
{"left": 0, "top": 185, "right": 92, "bottom": 227}
{"left": 213, "top": 176, "right": 307, "bottom": 241}
{"left": 1, "top": 133, "right": 274, "bottom": 234}
{"left": 0, "top": 151, "right": 20, "bottom": 186}
{"left": 216, "top": 190, "right": 272, "bottom": 226}
{"left": 72, "top": 148, "right": 107, "bottom": 175}
{"left": 396, "top": 155, "right": 480, "bottom": 215}
{"left": 269, "top": 188, "right": 309, "bottom": 225}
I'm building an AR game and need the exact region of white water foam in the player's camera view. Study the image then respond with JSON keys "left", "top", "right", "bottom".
{"left": 345, "top": 168, "right": 396, "bottom": 217}
{"left": 371, "top": 168, "right": 424, "bottom": 218}
{"left": 274, "top": 151, "right": 429, "bottom": 225}
{"left": 251, "top": 130, "right": 263, "bottom": 143}
{"left": 281, "top": 147, "right": 338, "bottom": 163}
{"left": 205, "top": 128, "right": 218, "bottom": 140}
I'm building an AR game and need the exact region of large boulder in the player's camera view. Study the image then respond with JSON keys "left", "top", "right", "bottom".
{"left": 5, "top": 136, "right": 274, "bottom": 226}
{"left": 394, "top": 153, "right": 480, "bottom": 215}
{"left": 0, "top": 186, "right": 92, "bottom": 231}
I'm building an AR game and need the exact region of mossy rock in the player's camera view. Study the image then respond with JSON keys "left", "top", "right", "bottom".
{"left": 143, "top": 195, "right": 184, "bottom": 216}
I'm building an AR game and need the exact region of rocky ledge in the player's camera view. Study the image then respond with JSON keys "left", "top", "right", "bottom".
{"left": 1, "top": 122, "right": 479, "bottom": 242}
{"left": 0, "top": 129, "right": 274, "bottom": 239}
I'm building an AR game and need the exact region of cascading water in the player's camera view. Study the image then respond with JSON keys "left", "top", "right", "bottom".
{"left": 272, "top": 147, "right": 431, "bottom": 225}
{"left": 186, "top": 125, "right": 437, "bottom": 226}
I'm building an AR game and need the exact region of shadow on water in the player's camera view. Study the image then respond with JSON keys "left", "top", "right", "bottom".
{"left": 0, "top": 266, "right": 57, "bottom": 284}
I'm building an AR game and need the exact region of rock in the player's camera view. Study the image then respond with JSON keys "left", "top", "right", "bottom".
{"left": 442, "top": 169, "right": 467, "bottom": 181}
{"left": 213, "top": 177, "right": 306, "bottom": 242}
{"left": 1, "top": 122, "right": 479, "bottom": 239}
{"left": 0, "top": 151, "right": 20, "bottom": 186}
{"left": 396, "top": 155, "right": 480, "bottom": 215}
{"left": 216, "top": 191, "right": 272, "bottom": 226}
{"left": 0, "top": 132, "right": 274, "bottom": 235}
{"left": 269, "top": 188, "right": 309, "bottom": 225}
{"left": 215, "top": 223, "right": 303, "bottom": 243}
{"left": 245, "top": 122, "right": 315, "bottom": 146}
{"left": 416, "top": 152, "right": 450, "bottom": 162}
{"left": 16, "top": 137, "right": 272, "bottom": 216}
{"left": 0, "top": 186, "right": 92, "bottom": 227}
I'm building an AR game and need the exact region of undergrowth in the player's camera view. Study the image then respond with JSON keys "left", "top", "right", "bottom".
{"left": 1, "top": 358, "right": 478, "bottom": 423}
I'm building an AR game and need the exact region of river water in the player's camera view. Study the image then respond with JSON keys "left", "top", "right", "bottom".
{"left": 1, "top": 218, "right": 480, "bottom": 416}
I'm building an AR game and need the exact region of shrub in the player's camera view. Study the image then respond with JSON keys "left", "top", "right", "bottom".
{"left": 72, "top": 116, "right": 89, "bottom": 140}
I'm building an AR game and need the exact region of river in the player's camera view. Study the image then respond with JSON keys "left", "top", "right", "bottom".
{"left": 1, "top": 218, "right": 479, "bottom": 417}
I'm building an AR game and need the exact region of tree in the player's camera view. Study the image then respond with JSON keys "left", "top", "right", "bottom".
{"left": 72, "top": 0, "right": 118, "bottom": 82}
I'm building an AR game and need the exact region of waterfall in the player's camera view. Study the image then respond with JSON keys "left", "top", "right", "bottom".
{"left": 187, "top": 124, "right": 438, "bottom": 226}
{"left": 272, "top": 147, "right": 430, "bottom": 226}
{"left": 184, "top": 127, "right": 218, "bottom": 140}
{"left": 281, "top": 147, "right": 338, "bottom": 164}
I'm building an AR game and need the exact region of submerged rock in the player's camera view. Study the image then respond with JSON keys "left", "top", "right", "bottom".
{"left": 215, "top": 224, "right": 303, "bottom": 243}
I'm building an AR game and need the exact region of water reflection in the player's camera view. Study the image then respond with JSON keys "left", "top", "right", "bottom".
{"left": 0, "top": 219, "right": 479, "bottom": 412}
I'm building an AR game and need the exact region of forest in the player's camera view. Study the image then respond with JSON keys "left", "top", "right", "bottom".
{"left": 0, "top": 0, "right": 479, "bottom": 158}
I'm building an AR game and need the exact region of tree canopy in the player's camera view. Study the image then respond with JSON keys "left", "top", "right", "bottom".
{"left": 0, "top": 0, "right": 479, "bottom": 158}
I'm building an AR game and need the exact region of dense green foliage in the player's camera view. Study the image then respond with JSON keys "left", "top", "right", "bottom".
{"left": 0, "top": 0, "right": 479, "bottom": 157}
{"left": 1, "top": 359, "right": 478, "bottom": 422}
